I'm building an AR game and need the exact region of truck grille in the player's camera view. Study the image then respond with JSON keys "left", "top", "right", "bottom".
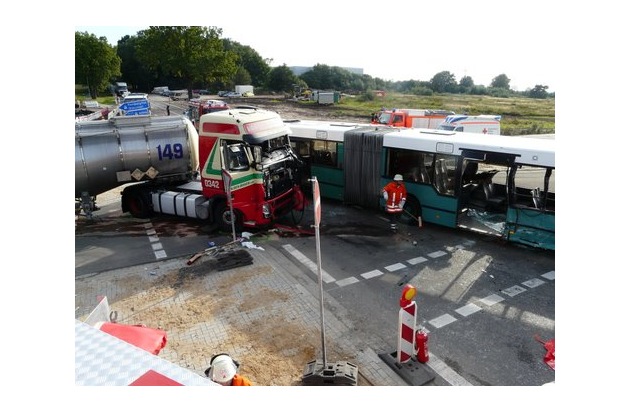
{"left": 265, "top": 165, "right": 293, "bottom": 199}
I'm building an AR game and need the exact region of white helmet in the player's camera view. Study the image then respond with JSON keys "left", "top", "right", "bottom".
{"left": 394, "top": 174, "right": 403, "bottom": 181}
{"left": 206, "top": 354, "right": 237, "bottom": 384}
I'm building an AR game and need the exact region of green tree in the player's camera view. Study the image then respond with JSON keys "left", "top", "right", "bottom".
{"left": 300, "top": 64, "right": 358, "bottom": 91}
{"left": 430, "top": 71, "right": 457, "bottom": 93}
{"left": 116, "top": 35, "right": 155, "bottom": 92}
{"left": 223, "top": 40, "right": 270, "bottom": 87}
{"left": 135, "top": 26, "right": 238, "bottom": 98}
{"left": 75, "top": 31, "right": 121, "bottom": 98}
{"left": 267, "top": 64, "right": 298, "bottom": 93}
{"left": 528, "top": 84, "right": 549, "bottom": 99}
{"left": 233, "top": 66, "right": 252, "bottom": 86}
{"left": 459, "top": 75, "right": 474, "bottom": 93}
{"left": 491, "top": 73, "right": 511, "bottom": 89}
{"left": 459, "top": 76, "right": 474, "bottom": 88}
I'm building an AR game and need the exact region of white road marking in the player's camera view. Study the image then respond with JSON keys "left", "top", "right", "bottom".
{"left": 385, "top": 262, "right": 407, "bottom": 272}
{"left": 144, "top": 222, "right": 167, "bottom": 259}
{"left": 429, "top": 314, "right": 458, "bottom": 328}
{"left": 523, "top": 278, "right": 546, "bottom": 288}
{"left": 282, "top": 244, "right": 336, "bottom": 283}
{"left": 336, "top": 277, "right": 359, "bottom": 287}
{"left": 407, "top": 256, "right": 428, "bottom": 265}
{"left": 502, "top": 285, "right": 527, "bottom": 297}
{"left": 360, "top": 269, "right": 383, "bottom": 280}
{"left": 541, "top": 271, "right": 555, "bottom": 280}
{"left": 479, "top": 294, "right": 505, "bottom": 306}
{"left": 455, "top": 303, "right": 483, "bottom": 317}
{"left": 428, "top": 250, "right": 447, "bottom": 258}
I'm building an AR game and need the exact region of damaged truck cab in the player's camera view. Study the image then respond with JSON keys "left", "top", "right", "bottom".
{"left": 197, "top": 107, "right": 306, "bottom": 230}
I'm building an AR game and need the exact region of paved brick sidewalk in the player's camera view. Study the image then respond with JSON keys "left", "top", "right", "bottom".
{"left": 75, "top": 243, "right": 407, "bottom": 386}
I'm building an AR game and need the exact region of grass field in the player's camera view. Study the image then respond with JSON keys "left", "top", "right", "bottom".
{"left": 327, "top": 93, "right": 555, "bottom": 135}
{"left": 76, "top": 86, "right": 554, "bottom": 136}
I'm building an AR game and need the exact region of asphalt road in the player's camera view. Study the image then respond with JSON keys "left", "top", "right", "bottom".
{"left": 75, "top": 189, "right": 555, "bottom": 386}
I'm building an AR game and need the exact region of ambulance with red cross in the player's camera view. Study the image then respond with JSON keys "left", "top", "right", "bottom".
{"left": 437, "top": 114, "right": 501, "bottom": 135}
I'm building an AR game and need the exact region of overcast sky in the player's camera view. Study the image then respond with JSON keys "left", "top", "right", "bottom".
{"left": 75, "top": 1, "right": 562, "bottom": 92}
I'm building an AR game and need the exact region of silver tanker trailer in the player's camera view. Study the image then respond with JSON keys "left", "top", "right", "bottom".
{"left": 75, "top": 115, "right": 199, "bottom": 218}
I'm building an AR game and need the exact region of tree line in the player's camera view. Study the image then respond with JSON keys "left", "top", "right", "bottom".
{"left": 75, "top": 26, "right": 553, "bottom": 100}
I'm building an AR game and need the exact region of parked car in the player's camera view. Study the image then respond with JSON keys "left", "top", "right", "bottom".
{"left": 192, "top": 89, "right": 210, "bottom": 98}
{"left": 217, "top": 91, "right": 229, "bottom": 97}
{"left": 225, "top": 92, "right": 242, "bottom": 97}
{"left": 242, "top": 91, "right": 254, "bottom": 97}
{"left": 152, "top": 86, "right": 169, "bottom": 95}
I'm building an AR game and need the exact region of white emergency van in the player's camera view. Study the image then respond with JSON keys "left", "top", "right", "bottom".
{"left": 437, "top": 115, "right": 501, "bottom": 135}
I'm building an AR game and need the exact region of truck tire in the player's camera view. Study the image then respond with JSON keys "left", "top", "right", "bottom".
{"left": 213, "top": 200, "right": 243, "bottom": 232}
{"left": 122, "top": 189, "right": 152, "bottom": 219}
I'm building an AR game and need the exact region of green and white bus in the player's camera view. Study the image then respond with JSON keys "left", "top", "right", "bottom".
{"left": 287, "top": 119, "right": 555, "bottom": 251}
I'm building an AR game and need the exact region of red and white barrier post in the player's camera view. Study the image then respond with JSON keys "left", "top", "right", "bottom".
{"left": 397, "top": 284, "right": 417, "bottom": 363}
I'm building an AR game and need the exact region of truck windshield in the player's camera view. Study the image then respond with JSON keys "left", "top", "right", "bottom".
{"left": 375, "top": 112, "right": 391, "bottom": 124}
{"left": 226, "top": 144, "right": 249, "bottom": 171}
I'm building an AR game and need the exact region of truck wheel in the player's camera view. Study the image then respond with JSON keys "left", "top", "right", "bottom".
{"left": 124, "top": 192, "right": 152, "bottom": 218}
{"left": 213, "top": 201, "right": 243, "bottom": 232}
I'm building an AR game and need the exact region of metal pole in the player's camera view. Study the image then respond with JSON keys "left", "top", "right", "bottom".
{"left": 311, "top": 177, "right": 327, "bottom": 366}
{"left": 315, "top": 222, "right": 327, "bottom": 366}
{"left": 228, "top": 192, "right": 236, "bottom": 242}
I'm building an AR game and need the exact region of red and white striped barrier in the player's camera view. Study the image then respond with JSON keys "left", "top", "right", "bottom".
{"left": 397, "top": 300, "right": 416, "bottom": 363}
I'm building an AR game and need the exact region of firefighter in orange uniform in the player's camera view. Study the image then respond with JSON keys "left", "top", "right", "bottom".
{"left": 205, "top": 354, "right": 252, "bottom": 386}
{"left": 382, "top": 174, "right": 407, "bottom": 232}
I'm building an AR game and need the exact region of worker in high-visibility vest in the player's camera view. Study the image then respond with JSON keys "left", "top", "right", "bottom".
{"left": 382, "top": 174, "right": 407, "bottom": 232}
{"left": 205, "top": 354, "right": 252, "bottom": 386}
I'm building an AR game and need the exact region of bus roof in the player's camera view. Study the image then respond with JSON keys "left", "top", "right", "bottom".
{"left": 383, "top": 128, "right": 555, "bottom": 168}
{"left": 286, "top": 119, "right": 373, "bottom": 142}
{"left": 285, "top": 119, "right": 554, "bottom": 168}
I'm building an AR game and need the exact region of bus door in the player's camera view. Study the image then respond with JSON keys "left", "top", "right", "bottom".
{"left": 383, "top": 147, "right": 459, "bottom": 227}
{"left": 456, "top": 150, "right": 516, "bottom": 236}
{"left": 505, "top": 164, "right": 555, "bottom": 250}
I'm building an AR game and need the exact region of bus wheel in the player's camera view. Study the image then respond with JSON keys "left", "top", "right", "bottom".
{"left": 401, "top": 197, "right": 421, "bottom": 226}
{"left": 213, "top": 201, "right": 243, "bottom": 232}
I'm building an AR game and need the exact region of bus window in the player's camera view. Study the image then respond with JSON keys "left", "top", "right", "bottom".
{"left": 292, "top": 141, "right": 311, "bottom": 157}
{"left": 512, "top": 166, "right": 555, "bottom": 210}
{"left": 434, "top": 155, "right": 457, "bottom": 195}
{"left": 312, "top": 141, "right": 337, "bottom": 167}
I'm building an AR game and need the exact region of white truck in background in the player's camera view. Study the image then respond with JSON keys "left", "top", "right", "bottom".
{"left": 110, "top": 82, "right": 129, "bottom": 97}
{"left": 235, "top": 85, "right": 254, "bottom": 96}
{"left": 437, "top": 114, "right": 501, "bottom": 135}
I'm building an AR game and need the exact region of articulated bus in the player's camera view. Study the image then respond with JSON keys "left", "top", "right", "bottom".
{"left": 286, "top": 119, "right": 555, "bottom": 251}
